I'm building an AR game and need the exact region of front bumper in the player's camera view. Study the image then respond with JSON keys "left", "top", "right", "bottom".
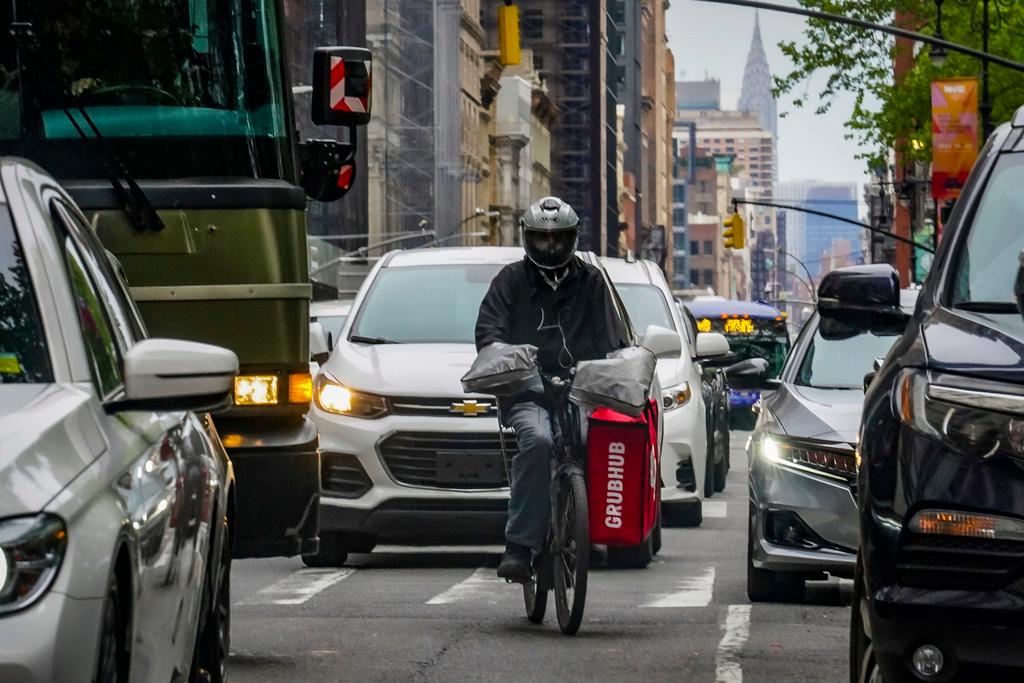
{"left": 659, "top": 399, "right": 705, "bottom": 505}
{"left": 0, "top": 592, "right": 104, "bottom": 683}
{"left": 215, "top": 416, "right": 320, "bottom": 558}
{"left": 750, "top": 455, "right": 857, "bottom": 577}
{"left": 313, "top": 407, "right": 511, "bottom": 544}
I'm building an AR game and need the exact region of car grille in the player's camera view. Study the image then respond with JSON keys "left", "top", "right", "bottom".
{"left": 321, "top": 453, "right": 373, "bottom": 498}
{"left": 378, "top": 431, "right": 515, "bottom": 489}
{"left": 389, "top": 396, "right": 498, "bottom": 418}
{"left": 897, "top": 534, "right": 1024, "bottom": 590}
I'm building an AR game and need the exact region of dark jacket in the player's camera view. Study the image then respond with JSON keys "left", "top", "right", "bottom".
{"left": 475, "top": 257, "right": 631, "bottom": 398}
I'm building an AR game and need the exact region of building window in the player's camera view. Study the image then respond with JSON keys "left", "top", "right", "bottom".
{"left": 703, "top": 240, "right": 712, "bottom": 255}
{"left": 690, "top": 240, "right": 699, "bottom": 256}
{"left": 673, "top": 184, "right": 686, "bottom": 203}
{"left": 534, "top": 54, "right": 545, "bottom": 71}
{"left": 672, "top": 208, "right": 687, "bottom": 225}
{"left": 692, "top": 270, "right": 701, "bottom": 285}
{"left": 523, "top": 10, "right": 544, "bottom": 39}
{"left": 704, "top": 269, "right": 714, "bottom": 286}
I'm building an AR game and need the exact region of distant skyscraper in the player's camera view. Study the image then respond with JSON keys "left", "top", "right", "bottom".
{"left": 738, "top": 13, "right": 777, "bottom": 140}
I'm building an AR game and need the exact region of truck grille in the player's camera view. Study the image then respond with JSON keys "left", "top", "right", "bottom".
{"left": 321, "top": 453, "right": 373, "bottom": 498}
{"left": 378, "top": 431, "right": 514, "bottom": 489}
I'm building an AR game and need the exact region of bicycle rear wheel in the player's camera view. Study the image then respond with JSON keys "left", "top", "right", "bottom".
{"left": 523, "top": 552, "right": 551, "bottom": 623}
{"left": 553, "top": 472, "right": 589, "bottom": 635}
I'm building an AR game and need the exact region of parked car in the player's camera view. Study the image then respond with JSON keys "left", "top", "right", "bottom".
{"left": 0, "top": 159, "right": 237, "bottom": 682}
{"left": 745, "top": 266, "right": 916, "bottom": 602}
{"left": 590, "top": 255, "right": 731, "bottom": 527}
{"left": 678, "top": 300, "right": 732, "bottom": 493}
{"left": 307, "top": 247, "right": 668, "bottom": 566}
{"left": 852, "top": 108, "right": 1024, "bottom": 682}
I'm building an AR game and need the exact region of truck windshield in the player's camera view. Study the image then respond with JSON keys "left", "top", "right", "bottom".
{"left": 351, "top": 265, "right": 504, "bottom": 344}
{"left": 0, "top": 0, "right": 291, "bottom": 181}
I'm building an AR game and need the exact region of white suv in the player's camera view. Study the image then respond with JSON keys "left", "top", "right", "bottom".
{"left": 590, "top": 256, "right": 730, "bottom": 527}
{"left": 309, "top": 248, "right": 531, "bottom": 564}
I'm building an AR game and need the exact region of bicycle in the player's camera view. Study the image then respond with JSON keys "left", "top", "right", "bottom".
{"left": 500, "top": 373, "right": 589, "bottom": 636}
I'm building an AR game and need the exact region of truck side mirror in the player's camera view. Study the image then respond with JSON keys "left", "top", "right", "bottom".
{"left": 312, "top": 47, "right": 372, "bottom": 127}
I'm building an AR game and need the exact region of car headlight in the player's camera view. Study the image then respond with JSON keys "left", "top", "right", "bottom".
{"left": 314, "top": 373, "right": 389, "bottom": 418}
{"left": 662, "top": 382, "right": 692, "bottom": 411}
{"left": 0, "top": 514, "right": 67, "bottom": 615}
{"left": 756, "top": 434, "right": 857, "bottom": 481}
{"left": 895, "top": 369, "right": 1024, "bottom": 459}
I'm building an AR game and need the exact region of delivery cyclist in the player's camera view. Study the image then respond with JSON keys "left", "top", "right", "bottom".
{"left": 475, "top": 196, "right": 631, "bottom": 582}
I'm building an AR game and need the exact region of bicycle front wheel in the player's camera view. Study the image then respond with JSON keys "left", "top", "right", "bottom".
{"left": 523, "top": 552, "right": 551, "bottom": 624}
{"left": 553, "top": 472, "right": 589, "bottom": 635}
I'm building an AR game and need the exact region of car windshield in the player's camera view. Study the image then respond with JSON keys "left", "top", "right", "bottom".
{"left": 796, "top": 323, "right": 900, "bottom": 389}
{"left": 726, "top": 336, "right": 789, "bottom": 378}
{"left": 351, "top": 265, "right": 504, "bottom": 343}
{"left": 952, "top": 153, "right": 1024, "bottom": 307}
{"left": 0, "top": 205, "right": 50, "bottom": 383}
{"left": 0, "top": 0, "right": 292, "bottom": 180}
{"left": 616, "top": 284, "right": 676, "bottom": 335}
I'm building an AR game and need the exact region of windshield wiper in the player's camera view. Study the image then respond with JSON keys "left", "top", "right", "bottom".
{"left": 349, "top": 335, "right": 396, "bottom": 345}
{"left": 12, "top": 21, "right": 164, "bottom": 233}
{"left": 955, "top": 301, "right": 1019, "bottom": 313}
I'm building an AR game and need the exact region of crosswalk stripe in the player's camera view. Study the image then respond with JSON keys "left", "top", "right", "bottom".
{"left": 703, "top": 501, "right": 728, "bottom": 518}
{"left": 243, "top": 568, "right": 355, "bottom": 606}
{"left": 642, "top": 567, "right": 715, "bottom": 607}
{"left": 426, "top": 567, "right": 507, "bottom": 605}
{"left": 715, "top": 604, "right": 752, "bottom": 682}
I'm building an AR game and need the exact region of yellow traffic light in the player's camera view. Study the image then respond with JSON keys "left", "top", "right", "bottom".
{"left": 723, "top": 212, "right": 746, "bottom": 250}
{"left": 498, "top": 3, "right": 521, "bottom": 66}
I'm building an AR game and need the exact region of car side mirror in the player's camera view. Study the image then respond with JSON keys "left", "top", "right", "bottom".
{"left": 724, "top": 357, "right": 771, "bottom": 390}
{"left": 863, "top": 357, "right": 887, "bottom": 393}
{"left": 640, "top": 324, "right": 682, "bottom": 359}
{"left": 695, "top": 332, "right": 730, "bottom": 360}
{"left": 310, "top": 322, "right": 331, "bottom": 365}
{"left": 110, "top": 339, "right": 237, "bottom": 412}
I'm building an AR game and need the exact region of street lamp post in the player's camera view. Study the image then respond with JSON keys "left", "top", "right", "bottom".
{"left": 776, "top": 248, "right": 816, "bottom": 302}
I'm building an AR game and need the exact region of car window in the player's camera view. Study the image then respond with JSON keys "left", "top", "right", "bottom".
{"left": 51, "top": 201, "right": 143, "bottom": 345}
{"left": 952, "top": 153, "right": 1024, "bottom": 306}
{"left": 58, "top": 229, "right": 123, "bottom": 397}
{"left": 0, "top": 204, "right": 51, "bottom": 383}
{"left": 796, "top": 322, "right": 901, "bottom": 390}
{"left": 615, "top": 284, "right": 676, "bottom": 335}
{"left": 351, "top": 265, "right": 503, "bottom": 343}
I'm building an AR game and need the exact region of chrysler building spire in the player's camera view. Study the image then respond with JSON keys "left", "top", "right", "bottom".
{"left": 738, "top": 12, "right": 777, "bottom": 140}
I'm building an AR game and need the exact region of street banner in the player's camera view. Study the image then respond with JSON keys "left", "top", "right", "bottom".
{"left": 931, "top": 78, "right": 979, "bottom": 201}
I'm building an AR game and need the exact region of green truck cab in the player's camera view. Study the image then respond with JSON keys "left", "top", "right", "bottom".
{"left": 1, "top": 1, "right": 370, "bottom": 557}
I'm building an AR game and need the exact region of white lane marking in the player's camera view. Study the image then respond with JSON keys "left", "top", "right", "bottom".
{"left": 245, "top": 568, "right": 355, "bottom": 605}
{"left": 426, "top": 567, "right": 506, "bottom": 605}
{"left": 643, "top": 567, "right": 715, "bottom": 607}
{"left": 703, "top": 501, "right": 728, "bottom": 518}
{"left": 715, "top": 604, "right": 752, "bottom": 683}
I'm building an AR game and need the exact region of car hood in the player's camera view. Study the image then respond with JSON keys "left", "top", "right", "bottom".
{"left": 0, "top": 384, "right": 104, "bottom": 517}
{"left": 764, "top": 384, "right": 864, "bottom": 445}
{"left": 324, "top": 343, "right": 481, "bottom": 397}
{"left": 923, "top": 307, "right": 1024, "bottom": 383}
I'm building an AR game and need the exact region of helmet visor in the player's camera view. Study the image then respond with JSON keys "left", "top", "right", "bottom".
{"left": 523, "top": 228, "right": 578, "bottom": 269}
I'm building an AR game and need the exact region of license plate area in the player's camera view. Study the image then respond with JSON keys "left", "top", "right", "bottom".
{"left": 435, "top": 450, "right": 505, "bottom": 486}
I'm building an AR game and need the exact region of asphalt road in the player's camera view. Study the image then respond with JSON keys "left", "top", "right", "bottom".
{"left": 231, "top": 431, "right": 852, "bottom": 682}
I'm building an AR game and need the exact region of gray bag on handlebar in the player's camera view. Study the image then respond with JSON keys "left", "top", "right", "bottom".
{"left": 461, "top": 342, "right": 543, "bottom": 397}
{"left": 570, "top": 346, "right": 657, "bottom": 417}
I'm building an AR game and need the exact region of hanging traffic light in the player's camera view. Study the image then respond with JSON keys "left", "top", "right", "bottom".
{"left": 498, "top": 2, "right": 521, "bottom": 66}
{"left": 723, "top": 212, "right": 746, "bottom": 250}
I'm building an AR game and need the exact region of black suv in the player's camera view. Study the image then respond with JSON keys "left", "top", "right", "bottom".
{"left": 852, "top": 108, "right": 1024, "bottom": 681}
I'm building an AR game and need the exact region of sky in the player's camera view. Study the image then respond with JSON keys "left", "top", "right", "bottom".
{"left": 666, "top": 0, "right": 872, "bottom": 187}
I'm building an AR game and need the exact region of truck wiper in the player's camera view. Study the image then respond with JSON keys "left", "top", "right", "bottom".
{"left": 955, "top": 301, "right": 1019, "bottom": 313}
{"left": 11, "top": 22, "right": 164, "bottom": 233}
{"left": 348, "top": 335, "right": 396, "bottom": 345}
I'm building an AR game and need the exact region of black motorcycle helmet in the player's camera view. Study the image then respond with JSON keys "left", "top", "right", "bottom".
{"left": 520, "top": 196, "right": 580, "bottom": 270}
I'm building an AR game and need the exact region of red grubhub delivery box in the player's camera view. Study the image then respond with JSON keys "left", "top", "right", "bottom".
{"left": 587, "top": 401, "right": 659, "bottom": 547}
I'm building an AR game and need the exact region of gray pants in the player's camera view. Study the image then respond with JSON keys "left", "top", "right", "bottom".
{"left": 503, "top": 401, "right": 560, "bottom": 550}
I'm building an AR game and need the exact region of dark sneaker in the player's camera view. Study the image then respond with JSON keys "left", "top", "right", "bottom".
{"left": 497, "top": 543, "right": 532, "bottom": 583}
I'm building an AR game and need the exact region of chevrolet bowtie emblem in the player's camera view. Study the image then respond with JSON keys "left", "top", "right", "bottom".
{"left": 450, "top": 400, "right": 492, "bottom": 417}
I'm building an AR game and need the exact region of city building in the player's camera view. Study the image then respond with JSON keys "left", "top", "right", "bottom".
{"left": 676, "top": 110, "right": 775, "bottom": 193}
{"left": 802, "top": 182, "right": 862, "bottom": 279}
{"left": 483, "top": 0, "right": 618, "bottom": 253}
{"left": 737, "top": 13, "right": 778, "bottom": 142}
{"left": 677, "top": 78, "right": 721, "bottom": 111}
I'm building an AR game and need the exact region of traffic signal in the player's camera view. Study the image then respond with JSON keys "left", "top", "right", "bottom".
{"left": 498, "top": 3, "right": 521, "bottom": 66}
{"left": 723, "top": 212, "right": 746, "bottom": 250}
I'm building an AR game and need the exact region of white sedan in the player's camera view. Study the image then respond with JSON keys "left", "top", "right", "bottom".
{"left": 0, "top": 159, "right": 238, "bottom": 682}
